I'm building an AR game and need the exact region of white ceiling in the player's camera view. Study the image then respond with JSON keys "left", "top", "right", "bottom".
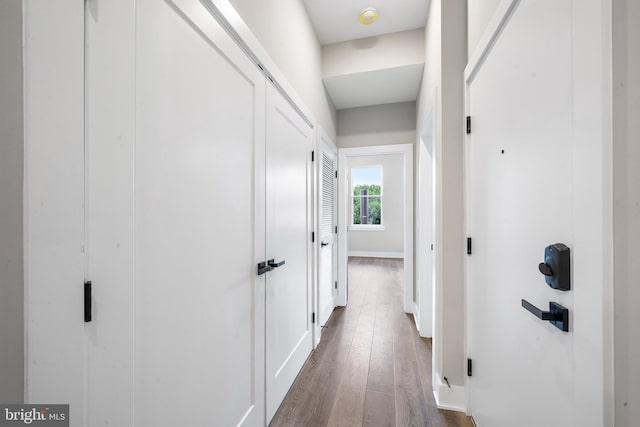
{"left": 303, "top": 0, "right": 428, "bottom": 110}
{"left": 324, "top": 64, "right": 424, "bottom": 110}
{"left": 303, "top": 0, "right": 429, "bottom": 46}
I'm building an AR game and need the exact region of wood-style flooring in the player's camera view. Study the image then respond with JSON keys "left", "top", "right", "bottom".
{"left": 270, "top": 257, "right": 473, "bottom": 427}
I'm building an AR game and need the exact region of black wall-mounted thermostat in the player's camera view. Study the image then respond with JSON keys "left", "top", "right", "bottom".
{"left": 538, "top": 243, "right": 570, "bottom": 291}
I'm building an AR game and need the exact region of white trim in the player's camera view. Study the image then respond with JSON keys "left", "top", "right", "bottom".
{"left": 433, "top": 376, "right": 467, "bottom": 412}
{"left": 347, "top": 251, "right": 404, "bottom": 259}
{"left": 464, "top": 0, "right": 520, "bottom": 84}
{"left": 338, "top": 143, "right": 414, "bottom": 312}
{"left": 348, "top": 225, "right": 386, "bottom": 231}
{"left": 412, "top": 302, "right": 420, "bottom": 330}
{"left": 312, "top": 124, "right": 319, "bottom": 348}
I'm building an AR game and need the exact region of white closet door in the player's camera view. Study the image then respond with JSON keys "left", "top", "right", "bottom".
{"left": 318, "top": 132, "right": 337, "bottom": 329}
{"left": 86, "top": 0, "right": 266, "bottom": 425}
{"left": 265, "top": 83, "right": 314, "bottom": 422}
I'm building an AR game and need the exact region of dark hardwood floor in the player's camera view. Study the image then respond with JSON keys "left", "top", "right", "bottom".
{"left": 270, "top": 257, "right": 473, "bottom": 427}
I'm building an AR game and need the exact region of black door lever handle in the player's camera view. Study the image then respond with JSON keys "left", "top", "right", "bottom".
{"left": 268, "top": 259, "right": 285, "bottom": 268}
{"left": 257, "top": 261, "right": 273, "bottom": 275}
{"left": 521, "top": 299, "right": 569, "bottom": 332}
{"left": 320, "top": 241, "right": 329, "bottom": 247}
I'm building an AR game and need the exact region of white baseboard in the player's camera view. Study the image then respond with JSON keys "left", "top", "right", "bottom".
{"left": 348, "top": 251, "right": 404, "bottom": 259}
{"left": 433, "top": 376, "right": 467, "bottom": 412}
{"left": 411, "top": 302, "right": 419, "bottom": 328}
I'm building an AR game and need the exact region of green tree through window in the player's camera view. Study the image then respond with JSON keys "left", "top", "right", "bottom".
{"left": 351, "top": 167, "right": 382, "bottom": 226}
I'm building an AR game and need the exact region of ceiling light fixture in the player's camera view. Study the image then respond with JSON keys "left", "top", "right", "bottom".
{"left": 359, "top": 8, "right": 378, "bottom": 25}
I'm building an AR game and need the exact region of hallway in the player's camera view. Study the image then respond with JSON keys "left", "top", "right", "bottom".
{"left": 270, "top": 257, "right": 473, "bottom": 427}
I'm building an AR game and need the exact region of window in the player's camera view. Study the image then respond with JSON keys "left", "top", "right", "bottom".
{"left": 351, "top": 166, "right": 383, "bottom": 228}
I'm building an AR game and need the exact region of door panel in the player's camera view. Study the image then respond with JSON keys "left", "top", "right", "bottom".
{"left": 467, "top": 1, "right": 573, "bottom": 426}
{"left": 265, "top": 84, "right": 313, "bottom": 422}
{"left": 87, "top": 0, "right": 266, "bottom": 425}
{"left": 318, "top": 134, "right": 337, "bottom": 328}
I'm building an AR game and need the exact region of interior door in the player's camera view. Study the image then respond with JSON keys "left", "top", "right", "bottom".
{"left": 318, "top": 131, "right": 338, "bottom": 329}
{"left": 417, "top": 99, "right": 436, "bottom": 338}
{"left": 85, "top": 0, "right": 266, "bottom": 425}
{"left": 467, "top": 1, "right": 574, "bottom": 425}
{"left": 265, "top": 83, "right": 314, "bottom": 422}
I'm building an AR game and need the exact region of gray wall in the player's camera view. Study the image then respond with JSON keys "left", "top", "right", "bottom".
{"left": 0, "top": 0, "right": 24, "bottom": 403}
{"left": 613, "top": 0, "right": 640, "bottom": 424}
{"left": 347, "top": 154, "right": 404, "bottom": 256}
{"left": 416, "top": 0, "right": 467, "bottom": 386}
{"left": 337, "top": 101, "right": 416, "bottom": 149}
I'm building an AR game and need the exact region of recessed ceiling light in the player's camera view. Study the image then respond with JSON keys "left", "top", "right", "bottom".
{"left": 359, "top": 8, "right": 378, "bottom": 25}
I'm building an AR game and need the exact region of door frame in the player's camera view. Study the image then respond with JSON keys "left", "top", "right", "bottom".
{"left": 463, "top": 0, "right": 614, "bottom": 422}
{"left": 337, "top": 144, "right": 414, "bottom": 312}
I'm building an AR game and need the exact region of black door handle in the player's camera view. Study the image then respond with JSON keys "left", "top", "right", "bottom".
{"left": 257, "top": 261, "right": 273, "bottom": 275}
{"left": 268, "top": 259, "right": 285, "bottom": 268}
{"left": 521, "top": 299, "right": 569, "bottom": 332}
{"left": 84, "top": 281, "right": 92, "bottom": 322}
{"left": 320, "top": 241, "right": 329, "bottom": 247}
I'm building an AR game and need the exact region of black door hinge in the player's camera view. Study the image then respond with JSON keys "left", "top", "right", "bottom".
{"left": 335, "top": 281, "right": 338, "bottom": 290}
{"left": 466, "top": 116, "right": 471, "bottom": 134}
{"left": 335, "top": 170, "right": 338, "bottom": 178}
{"left": 467, "top": 237, "right": 472, "bottom": 255}
{"left": 84, "top": 281, "right": 92, "bottom": 322}
{"left": 311, "top": 151, "right": 315, "bottom": 162}
{"left": 467, "top": 358, "right": 473, "bottom": 377}
{"left": 312, "top": 312, "right": 316, "bottom": 324}
{"left": 335, "top": 226, "right": 338, "bottom": 234}
{"left": 312, "top": 232, "right": 315, "bottom": 242}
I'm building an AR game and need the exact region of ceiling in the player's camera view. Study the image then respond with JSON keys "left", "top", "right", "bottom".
{"left": 324, "top": 64, "right": 424, "bottom": 110}
{"left": 303, "top": 0, "right": 428, "bottom": 111}
{"left": 303, "top": 0, "right": 428, "bottom": 46}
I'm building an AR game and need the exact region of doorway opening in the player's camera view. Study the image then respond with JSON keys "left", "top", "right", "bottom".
{"left": 337, "top": 144, "right": 414, "bottom": 316}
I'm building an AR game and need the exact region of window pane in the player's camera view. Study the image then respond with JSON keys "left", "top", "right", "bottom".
{"left": 352, "top": 196, "right": 381, "bottom": 225}
{"left": 351, "top": 166, "right": 382, "bottom": 225}
{"left": 352, "top": 167, "right": 381, "bottom": 188}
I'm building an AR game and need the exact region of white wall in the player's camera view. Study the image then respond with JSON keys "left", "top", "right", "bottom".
{"left": 416, "top": 0, "right": 467, "bottom": 387}
{"left": 0, "top": 0, "right": 24, "bottom": 403}
{"left": 322, "top": 29, "right": 425, "bottom": 78}
{"left": 229, "top": 0, "right": 337, "bottom": 138}
{"left": 347, "top": 154, "right": 404, "bottom": 256}
{"left": 337, "top": 101, "right": 417, "bottom": 149}
{"left": 467, "top": 0, "right": 501, "bottom": 57}
{"left": 613, "top": 0, "right": 640, "bottom": 424}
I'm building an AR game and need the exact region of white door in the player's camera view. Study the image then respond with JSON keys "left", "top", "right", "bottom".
{"left": 265, "top": 83, "right": 314, "bottom": 422}
{"left": 318, "top": 131, "right": 338, "bottom": 329}
{"left": 417, "top": 100, "right": 436, "bottom": 338}
{"left": 85, "top": 0, "right": 266, "bottom": 425}
{"left": 466, "top": 1, "right": 603, "bottom": 425}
